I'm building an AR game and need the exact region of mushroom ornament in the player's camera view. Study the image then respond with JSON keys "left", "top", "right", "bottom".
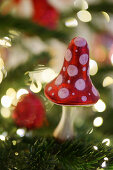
{"left": 44, "top": 37, "right": 100, "bottom": 141}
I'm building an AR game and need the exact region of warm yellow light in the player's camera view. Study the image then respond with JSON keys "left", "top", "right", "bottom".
{"left": 16, "top": 89, "right": 28, "bottom": 99}
{"left": 93, "top": 146, "right": 98, "bottom": 150}
{"left": 12, "top": 140, "right": 17, "bottom": 145}
{"left": 0, "top": 37, "right": 11, "bottom": 47}
{"left": 41, "top": 68, "right": 57, "bottom": 83}
{"left": 30, "top": 81, "right": 42, "bottom": 93}
{"left": 77, "top": 10, "right": 92, "bottom": 22}
{"left": 89, "top": 59, "right": 98, "bottom": 76}
{"left": 16, "top": 129, "right": 25, "bottom": 137}
{"left": 0, "top": 58, "right": 4, "bottom": 70}
{"left": 102, "top": 138, "right": 110, "bottom": 146}
{"left": 93, "top": 99, "right": 106, "bottom": 112}
{"left": 6, "top": 88, "right": 16, "bottom": 99}
{"left": 1, "top": 95, "right": 12, "bottom": 108}
{"left": 0, "top": 71, "right": 3, "bottom": 83}
{"left": 0, "top": 135, "right": 5, "bottom": 141}
{"left": 82, "top": 0, "right": 88, "bottom": 10}
{"left": 93, "top": 117, "right": 103, "bottom": 127}
{"left": 15, "top": 152, "right": 19, "bottom": 156}
{"left": 102, "top": 11, "right": 110, "bottom": 22}
{"left": 110, "top": 54, "right": 113, "bottom": 65}
{"left": 74, "top": 0, "right": 88, "bottom": 10}
{"left": 1, "top": 107, "right": 11, "bottom": 118}
{"left": 65, "top": 18, "right": 78, "bottom": 27}
{"left": 103, "top": 76, "right": 113, "bottom": 87}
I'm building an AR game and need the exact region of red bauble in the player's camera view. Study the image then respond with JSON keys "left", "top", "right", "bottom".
{"left": 12, "top": 92, "right": 45, "bottom": 129}
{"left": 13, "top": 0, "right": 59, "bottom": 29}
{"left": 32, "top": 0, "right": 59, "bottom": 29}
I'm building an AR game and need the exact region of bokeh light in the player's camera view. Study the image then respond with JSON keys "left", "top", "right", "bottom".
{"left": 93, "top": 99, "right": 106, "bottom": 112}
{"left": 93, "top": 117, "right": 103, "bottom": 127}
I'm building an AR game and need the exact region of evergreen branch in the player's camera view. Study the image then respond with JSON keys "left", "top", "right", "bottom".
{"left": 0, "top": 135, "right": 113, "bottom": 170}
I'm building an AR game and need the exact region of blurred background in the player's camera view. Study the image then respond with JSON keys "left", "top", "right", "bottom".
{"left": 0, "top": 0, "right": 113, "bottom": 169}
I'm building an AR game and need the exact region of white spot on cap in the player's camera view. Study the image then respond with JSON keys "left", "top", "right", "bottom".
{"left": 82, "top": 67, "right": 86, "bottom": 71}
{"left": 55, "top": 75, "right": 63, "bottom": 86}
{"left": 65, "top": 49, "right": 72, "bottom": 62}
{"left": 75, "top": 49, "right": 78, "bottom": 52}
{"left": 74, "top": 37, "right": 86, "bottom": 47}
{"left": 81, "top": 96, "right": 87, "bottom": 102}
{"left": 72, "top": 92, "right": 75, "bottom": 95}
{"left": 63, "top": 67, "right": 66, "bottom": 71}
{"left": 79, "top": 54, "right": 88, "bottom": 65}
{"left": 58, "top": 88, "right": 69, "bottom": 99}
{"left": 67, "top": 65, "right": 78, "bottom": 77}
{"left": 88, "top": 93, "right": 91, "bottom": 95}
{"left": 67, "top": 80, "right": 71, "bottom": 84}
{"left": 92, "top": 86, "right": 98, "bottom": 96}
{"left": 48, "top": 87, "right": 52, "bottom": 91}
{"left": 52, "top": 93, "right": 54, "bottom": 96}
{"left": 75, "top": 79, "right": 85, "bottom": 91}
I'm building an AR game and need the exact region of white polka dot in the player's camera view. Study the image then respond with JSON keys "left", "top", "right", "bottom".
{"left": 82, "top": 67, "right": 86, "bottom": 71}
{"left": 74, "top": 37, "right": 86, "bottom": 47}
{"left": 88, "top": 93, "right": 91, "bottom": 95}
{"left": 67, "top": 65, "right": 78, "bottom": 77}
{"left": 67, "top": 80, "right": 71, "bottom": 84}
{"left": 75, "top": 49, "right": 78, "bottom": 52}
{"left": 79, "top": 54, "right": 88, "bottom": 65}
{"left": 92, "top": 86, "right": 98, "bottom": 96}
{"left": 48, "top": 87, "right": 52, "bottom": 91}
{"left": 65, "top": 49, "right": 72, "bottom": 61}
{"left": 55, "top": 75, "right": 63, "bottom": 86}
{"left": 58, "top": 88, "right": 69, "bottom": 99}
{"left": 63, "top": 67, "right": 66, "bottom": 71}
{"left": 72, "top": 92, "right": 75, "bottom": 95}
{"left": 81, "top": 96, "right": 87, "bottom": 102}
{"left": 75, "top": 79, "right": 85, "bottom": 91}
{"left": 52, "top": 93, "right": 54, "bottom": 96}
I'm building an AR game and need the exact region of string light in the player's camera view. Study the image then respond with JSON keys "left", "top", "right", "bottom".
{"left": 93, "top": 146, "right": 98, "bottom": 150}
{"left": 0, "top": 135, "right": 5, "bottom": 141}
{"left": 0, "top": 71, "right": 3, "bottom": 83}
{"left": 1, "top": 107, "right": 11, "bottom": 118}
{"left": 89, "top": 59, "right": 98, "bottom": 76}
{"left": 77, "top": 10, "right": 92, "bottom": 22}
{"left": 16, "top": 89, "right": 28, "bottom": 99}
{"left": 16, "top": 129, "right": 25, "bottom": 137}
{"left": 30, "top": 81, "right": 42, "bottom": 93}
{"left": 93, "top": 99, "right": 106, "bottom": 112}
{"left": 93, "top": 117, "right": 103, "bottom": 127}
{"left": 102, "top": 138, "right": 110, "bottom": 146}
{"left": 103, "top": 76, "right": 113, "bottom": 87}
{"left": 102, "top": 11, "right": 110, "bottom": 22}
{"left": 101, "top": 161, "right": 106, "bottom": 168}
{"left": 6, "top": 88, "right": 16, "bottom": 99}
{"left": 65, "top": 18, "right": 78, "bottom": 27}
{"left": 1, "top": 95, "right": 12, "bottom": 108}
{"left": 0, "top": 37, "right": 11, "bottom": 47}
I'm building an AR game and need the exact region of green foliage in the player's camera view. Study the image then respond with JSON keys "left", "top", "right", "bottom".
{"left": 0, "top": 135, "right": 113, "bottom": 170}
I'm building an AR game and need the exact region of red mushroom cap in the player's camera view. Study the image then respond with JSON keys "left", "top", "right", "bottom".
{"left": 44, "top": 37, "right": 100, "bottom": 106}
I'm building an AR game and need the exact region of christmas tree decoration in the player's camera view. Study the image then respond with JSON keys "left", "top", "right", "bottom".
{"left": 32, "top": 0, "right": 60, "bottom": 29}
{"left": 92, "top": 32, "right": 113, "bottom": 64}
{"left": 45, "top": 37, "right": 100, "bottom": 140}
{"left": 12, "top": 92, "right": 45, "bottom": 129}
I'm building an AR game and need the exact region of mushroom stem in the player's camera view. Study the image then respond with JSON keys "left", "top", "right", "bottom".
{"left": 53, "top": 106, "right": 75, "bottom": 141}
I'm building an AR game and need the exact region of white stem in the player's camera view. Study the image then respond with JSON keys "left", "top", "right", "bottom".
{"left": 53, "top": 106, "right": 76, "bottom": 141}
